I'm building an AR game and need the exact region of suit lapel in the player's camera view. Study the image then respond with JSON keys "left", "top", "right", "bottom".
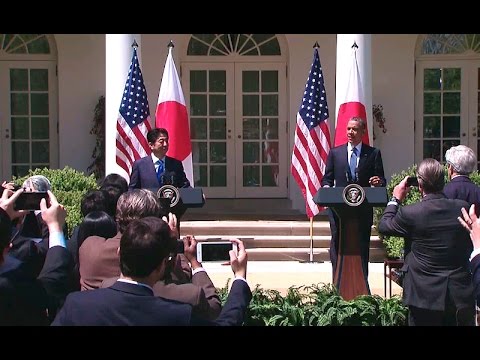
{"left": 358, "top": 144, "right": 371, "bottom": 170}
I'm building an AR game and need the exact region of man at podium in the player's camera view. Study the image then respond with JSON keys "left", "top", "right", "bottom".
{"left": 321, "top": 117, "right": 386, "bottom": 280}
{"left": 129, "top": 128, "right": 191, "bottom": 231}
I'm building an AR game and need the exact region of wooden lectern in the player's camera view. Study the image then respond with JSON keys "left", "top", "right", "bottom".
{"left": 314, "top": 186, "right": 387, "bottom": 300}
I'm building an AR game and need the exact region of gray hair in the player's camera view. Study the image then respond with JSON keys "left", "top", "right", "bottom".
{"left": 417, "top": 158, "right": 445, "bottom": 193}
{"left": 22, "top": 175, "right": 51, "bottom": 192}
{"left": 445, "top": 145, "right": 477, "bottom": 175}
{"left": 349, "top": 117, "right": 366, "bottom": 130}
{"left": 116, "top": 189, "right": 161, "bottom": 233}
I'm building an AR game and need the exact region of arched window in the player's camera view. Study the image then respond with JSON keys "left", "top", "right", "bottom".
{"left": 0, "top": 34, "right": 51, "bottom": 54}
{"left": 420, "top": 34, "right": 480, "bottom": 55}
{"left": 187, "top": 34, "right": 281, "bottom": 56}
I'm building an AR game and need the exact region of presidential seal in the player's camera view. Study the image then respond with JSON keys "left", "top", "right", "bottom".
{"left": 157, "top": 184, "right": 180, "bottom": 207}
{"left": 342, "top": 183, "right": 365, "bottom": 207}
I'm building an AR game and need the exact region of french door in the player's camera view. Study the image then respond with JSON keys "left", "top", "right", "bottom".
{"left": 183, "top": 62, "right": 287, "bottom": 198}
{"left": 0, "top": 61, "right": 58, "bottom": 180}
{"left": 415, "top": 60, "right": 480, "bottom": 168}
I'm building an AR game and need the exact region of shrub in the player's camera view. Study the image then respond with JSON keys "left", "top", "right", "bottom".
{"left": 13, "top": 167, "right": 99, "bottom": 237}
{"left": 217, "top": 281, "right": 408, "bottom": 326}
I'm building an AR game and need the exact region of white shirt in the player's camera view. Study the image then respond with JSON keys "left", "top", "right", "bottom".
{"left": 151, "top": 154, "right": 165, "bottom": 172}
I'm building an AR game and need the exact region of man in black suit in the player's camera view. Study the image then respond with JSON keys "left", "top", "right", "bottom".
{"left": 52, "top": 216, "right": 251, "bottom": 326}
{"left": 321, "top": 117, "right": 386, "bottom": 279}
{"left": 129, "top": 128, "right": 190, "bottom": 233}
{"left": 379, "top": 158, "right": 475, "bottom": 326}
{"left": 443, "top": 145, "right": 480, "bottom": 215}
{"left": 0, "top": 188, "right": 73, "bottom": 325}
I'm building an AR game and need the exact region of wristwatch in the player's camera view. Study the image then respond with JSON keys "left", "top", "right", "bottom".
{"left": 388, "top": 196, "right": 401, "bottom": 206}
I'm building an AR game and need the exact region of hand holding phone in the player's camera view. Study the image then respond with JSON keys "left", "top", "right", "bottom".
{"left": 14, "top": 191, "right": 49, "bottom": 211}
{"left": 406, "top": 176, "right": 419, "bottom": 187}
{"left": 196, "top": 241, "right": 238, "bottom": 262}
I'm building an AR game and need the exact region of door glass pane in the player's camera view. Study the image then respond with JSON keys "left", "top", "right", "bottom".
{"left": 262, "top": 165, "right": 279, "bottom": 186}
{"left": 443, "top": 116, "right": 460, "bottom": 137}
{"left": 243, "top": 118, "right": 259, "bottom": 139}
{"left": 443, "top": 93, "right": 460, "bottom": 113}
{"left": 262, "top": 118, "right": 278, "bottom": 139}
{"left": 190, "top": 71, "right": 206, "bottom": 92}
{"left": 443, "top": 68, "right": 461, "bottom": 90}
{"left": 11, "top": 117, "right": 29, "bottom": 139}
{"left": 209, "top": 95, "right": 226, "bottom": 116}
{"left": 191, "top": 118, "right": 207, "bottom": 139}
{"left": 243, "top": 95, "right": 259, "bottom": 116}
{"left": 210, "top": 143, "right": 226, "bottom": 163}
{"left": 194, "top": 165, "right": 208, "bottom": 187}
{"left": 242, "top": 71, "right": 259, "bottom": 92}
{"left": 243, "top": 166, "right": 259, "bottom": 187}
{"left": 243, "top": 142, "right": 259, "bottom": 163}
{"left": 32, "top": 141, "right": 49, "bottom": 163}
{"left": 209, "top": 118, "right": 226, "bottom": 139}
{"left": 12, "top": 141, "right": 29, "bottom": 163}
{"left": 262, "top": 94, "right": 278, "bottom": 116}
{"left": 424, "top": 93, "right": 441, "bottom": 114}
{"left": 424, "top": 140, "right": 441, "bottom": 161}
{"left": 11, "top": 93, "right": 29, "bottom": 115}
{"left": 10, "top": 69, "right": 28, "bottom": 91}
{"left": 210, "top": 166, "right": 226, "bottom": 186}
{"left": 424, "top": 69, "right": 441, "bottom": 90}
{"left": 12, "top": 165, "right": 30, "bottom": 178}
{"left": 263, "top": 142, "right": 279, "bottom": 163}
{"left": 190, "top": 95, "right": 207, "bottom": 115}
{"left": 31, "top": 93, "right": 49, "bottom": 115}
{"left": 261, "top": 71, "right": 278, "bottom": 92}
{"left": 209, "top": 71, "right": 226, "bottom": 92}
{"left": 30, "top": 69, "right": 48, "bottom": 91}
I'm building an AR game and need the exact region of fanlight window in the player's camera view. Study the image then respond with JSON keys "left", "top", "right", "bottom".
{"left": 0, "top": 34, "right": 50, "bottom": 54}
{"left": 422, "top": 34, "right": 480, "bottom": 55}
{"left": 187, "top": 34, "right": 281, "bottom": 56}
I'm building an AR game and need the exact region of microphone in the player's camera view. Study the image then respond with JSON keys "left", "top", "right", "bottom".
{"left": 355, "top": 168, "right": 359, "bottom": 183}
{"left": 170, "top": 172, "right": 176, "bottom": 186}
{"left": 345, "top": 166, "right": 352, "bottom": 184}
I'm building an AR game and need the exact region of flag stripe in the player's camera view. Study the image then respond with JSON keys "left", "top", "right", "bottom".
{"left": 291, "top": 48, "right": 332, "bottom": 218}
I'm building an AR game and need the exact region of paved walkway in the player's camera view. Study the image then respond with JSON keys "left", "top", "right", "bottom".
{"left": 202, "top": 261, "right": 402, "bottom": 298}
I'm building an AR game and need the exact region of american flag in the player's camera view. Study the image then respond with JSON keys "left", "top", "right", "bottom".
{"left": 116, "top": 47, "right": 152, "bottom": 180}
{"left": 291, "top": 47, "right": 331, "bottom": 218}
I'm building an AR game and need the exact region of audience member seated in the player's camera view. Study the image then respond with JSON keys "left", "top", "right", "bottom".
{"left": 52, "top": 217, "right": 251, "bottom": 325}
{"left": 0, "top": 188, "right": 73, "bottom": 325}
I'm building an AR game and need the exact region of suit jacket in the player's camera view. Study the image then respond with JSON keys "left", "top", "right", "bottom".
{"left": 378, "top": 193, "right": 474, "bottom": 311}
{"left": 470, "top": 254, "right": 480, "bottom": 305}
{"left": 129, "top": 155, "right": 190, "bottom": 190}
{"left": 443, "top": 176, "right": 480, "bottom": 215}
{"left": 101, "top": 268, "right": 222, "bottom": 320}
{"left": 321, "top": 143, "right": 386, "bottom": 188}
{"left": 0, "top": 246, "right": 73, "bottom": 325}
{"left": 79, "top": 232, "right": 122, "bottom": 291}
{"left": 52, "top": 279, "right": 251, "bottom": 326}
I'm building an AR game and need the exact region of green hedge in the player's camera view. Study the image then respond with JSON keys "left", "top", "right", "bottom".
{"left": 218, "top": 281, "right": 407, "bottom": 326}
{"left": 373, "top": 164, "right": 480, "bottom": 259}
{"left": 13, "top": 167, "right": 99, "bottom": 237}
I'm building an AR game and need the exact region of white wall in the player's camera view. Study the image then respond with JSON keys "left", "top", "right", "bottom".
{"left": 55, "top": 34, "right": 105, "bottom": 174}
{"left": 371, "top": 34, "right": 417, "bottom": 181}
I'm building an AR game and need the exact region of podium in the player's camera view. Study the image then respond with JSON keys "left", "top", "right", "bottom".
{"left": 314, "top": 185, "right": 387, "bottom": 300}
{"left": 148, "top": 186, "right": 205, "bottom": 216}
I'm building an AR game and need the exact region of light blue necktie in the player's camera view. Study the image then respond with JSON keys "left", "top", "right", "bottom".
{"left": 350, "top": 147, "right": 358, "bottom": 181}
{"left": 156, "top": 159, "right": 164, "bottom": 184}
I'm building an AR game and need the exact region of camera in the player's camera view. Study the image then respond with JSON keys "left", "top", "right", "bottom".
{"left": 14, "top": 191, "right": 48, "bottom": 211}
{"left": 196, "top": 241, "right": 237, "bottom": 262}
{"left": 406, "top": 176, "right": 419, "bottom": 187}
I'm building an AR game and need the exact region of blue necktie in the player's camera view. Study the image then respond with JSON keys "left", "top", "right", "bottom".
{"left": 350, "top": 147, "right": 358, "bottom": 181}
{"left": 156, "top": 159, "right": 164, "bottom": 184}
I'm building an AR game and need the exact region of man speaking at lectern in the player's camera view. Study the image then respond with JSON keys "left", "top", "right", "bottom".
{"left": 321, "top": 117, "right": 386, "bottom": 280}
{"left": 129, "top": 128, "right": 190, "bottom": 230}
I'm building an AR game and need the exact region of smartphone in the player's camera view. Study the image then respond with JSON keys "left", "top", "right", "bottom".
{"left": 196, "top": 241, "right": 237, "bottom": 262}
{"left": 406, "top": 176, "right": 419, "bottom": 187}
{"left": 14, "top": 191, "right": 48, "bottom": 210}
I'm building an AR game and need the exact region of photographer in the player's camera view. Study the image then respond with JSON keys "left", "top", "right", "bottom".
{"left": 378, "top": 158, "right": 475, "bottom": 326}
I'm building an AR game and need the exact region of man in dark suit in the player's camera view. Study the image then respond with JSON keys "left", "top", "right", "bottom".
{"left": 443, "top": 145, "right": 480, "bottom": 215}
{"left": 321, "top": 117, "right": 386, "bottom": 279}
{"left": 52, "top": 217, "right": 251, "bottom": 326}
{"left": 379, "top": 158, "right": 475, "bottom": 326}
{"left": 0, "top": 188, "right": 73, "bottom": 325}
{"left": 129, "top": 128, "right": 190, "bottom": 232}
{"left": 129, "top": 128, "right": 190, "bottom": 190}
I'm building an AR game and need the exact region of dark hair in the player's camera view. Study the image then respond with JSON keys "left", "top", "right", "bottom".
{"left": 77, "top": 211, "right": 118, "bottom": 249}
{"left": 80, "top": 190, "right": 108, "bottom": 217}
{"left": 120, "top": 217, "right": 173, "bottom": 278}
{"left": 100, "top": 173, "right": 128, "bottom": 194}
{"left": 147, "top": 128, "right": 169, "bottom": 144}
{"left": 100, "top": 185, "right": 126, "bottom": 218}
{"left": 417, "top": 158, "right": 445, "bottom": 193}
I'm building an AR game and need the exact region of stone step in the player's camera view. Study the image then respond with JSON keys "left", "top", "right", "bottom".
{"left": 241, "top": 248, "right": 386, "bottom": 262}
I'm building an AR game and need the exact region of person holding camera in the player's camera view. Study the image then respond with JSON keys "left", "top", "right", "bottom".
{"left": 0, "top": 188, "right": 74, "bottom": 325}
{"left": 378, "top": 158, "right": 475, "bottom": 326}
{"left": 52, "top": 217, "right": 251, "bottom": 326}
{"left": 443, "top": 145, "right": 480, "bottom": 215}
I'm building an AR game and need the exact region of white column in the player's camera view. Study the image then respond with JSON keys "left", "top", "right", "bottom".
{"left": 335, "top": 34, "right": 373, "bottom": 144}
{"left": 105, "top": 34, "right": 141, "bottom": 178}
